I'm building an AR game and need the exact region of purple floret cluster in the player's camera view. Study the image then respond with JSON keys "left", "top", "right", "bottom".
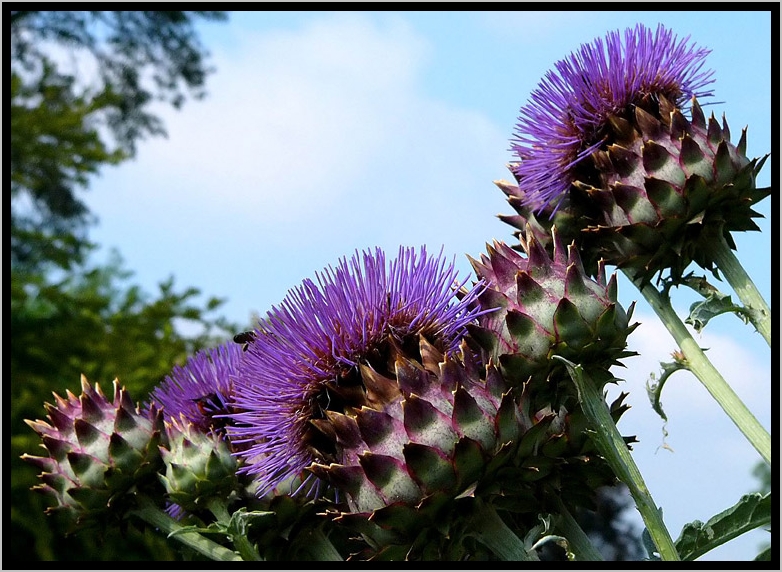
{"left": 510, "top": 23, "right": 714, "bottom": 213}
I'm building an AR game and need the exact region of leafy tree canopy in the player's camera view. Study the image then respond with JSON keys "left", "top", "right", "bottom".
{"left": 10, "top": 10, "right": 227, "bottom": 268}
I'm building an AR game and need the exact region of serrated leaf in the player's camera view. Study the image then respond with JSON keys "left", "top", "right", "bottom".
{"left": 685, "top": 291, "right": 751, "bottom": 332}
{"left": 645, "top": 353, "right": 689, "bottom": 424}
{"left": 674, "top": 492, "right": 771, "bottom": 560}
{"left": 228, "top": 508, "right": 276, "bottom": 535}
{"left": 168, "top": 522, "right": 226, "bottom": 538}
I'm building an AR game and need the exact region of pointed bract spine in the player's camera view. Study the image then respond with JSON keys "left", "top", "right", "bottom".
{"left": 22, "top": 376, "right": 166, "bottom": 530}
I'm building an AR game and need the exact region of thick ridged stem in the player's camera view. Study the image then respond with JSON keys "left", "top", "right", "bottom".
{"left": 552, "top": 496, "right": 604, "bottom": 561}
{"left": 468, "top": 500, "right": 536, "bottom": 561}
{"left": 557, "top": 358, "right": 680, "bottom": 561}
{"left": 624, "top": 269, "right": 771, "bottom": 465}
{"left": 293, "top": 528, "right": 344, "bottom": 561}
{"left": 705, "top": 235, "right": 772, "bottom": 347}
{"left": 131, "top": 496, "right": 242, "bottom": 561}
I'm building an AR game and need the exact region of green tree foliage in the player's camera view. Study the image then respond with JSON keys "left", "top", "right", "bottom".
{"left": 10, "top": 65, "right": 125, "bottom": 268}
{"left": 751, "top": 462, "right": 770, "bottom": 495}
{"left": 10, "top": 11, "right": 236, "bottom": 560}
{"left": 10, "top": 10, "right": 227, "bottom": 268}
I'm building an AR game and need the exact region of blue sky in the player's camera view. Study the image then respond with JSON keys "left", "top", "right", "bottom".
{"left": 82, "top": 10, "right": 773, "bottom": 560}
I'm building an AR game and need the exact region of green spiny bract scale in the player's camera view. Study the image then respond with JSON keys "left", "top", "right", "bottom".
{"left": 468, "top": 231, "right": 637, "bottom": 410}
{"left": 497, "top": 178, "right": 606, "bottom": 280}
{"left": 310, "top": 336, "right": 627, "bottom": 560}
{"left": 22, "top": 375, "right": 166, "bottom": 530}
{"left": 158, "top": 416, "right": 240, "bottom": 514}
{"left": 307, "top": 336, "right": 519, "bottom": 559}
{"left": 500, "top": 95, "right": 770, "bottom": 286}
{"left": 307, "top": 336, "right": 509, "bottom": 515}
{"left": 489, "top": 386, "right": 636, "bottom": 515}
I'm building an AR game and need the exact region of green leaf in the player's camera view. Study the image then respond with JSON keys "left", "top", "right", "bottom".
{"left": 467, "top": 499, "right": 538, "bottom": 561}
{"left": 683, "top": 277, "right": 753, "bottom": 332}
{"left": 551, "top": 499, "right": 604, "bottom": 561}
{"left": 674, "top": 492, "right": 771, "bottom": 560}
{"left": 754, "top": 546, "right": 772, "bottom": 561}
{"left": 645, "top": 352, "right": 689, "bottom": 424}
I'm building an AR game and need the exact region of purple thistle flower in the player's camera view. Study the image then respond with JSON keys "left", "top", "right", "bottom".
{"left": 227, "top": 246, "right": 487, "bottom": 497}
{"left": 510, "top": 23, "right": 714, "bottom": 212}
{"left": 146, "top": 342, "right": 243, "bottom": 435}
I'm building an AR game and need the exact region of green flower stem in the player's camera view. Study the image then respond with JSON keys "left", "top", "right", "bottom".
{"left": 206, "top": 498, "right": 262, "bottom": 561}
{"left": 706, "top": 235, "right": 772, "bottom": 347}
{"left": 468, "top": 499, "right": 536, "bottom": 561}
{"left": 206, "top": 498, "right": 232, "bottom": 522}
{"left": 232, "top": 530, "right": 263, "bottom": 561}
{"left": 131, "top": 496, "right": 242, "bottom": 561}
{"left": 625, "top": 269, "right": 772, "bottom": 465}
{"left": 552, "top": 497, "right": 604, "bottom": 561}
{"left": 557, "top": 358, "right": 680, "bottom": 561}
{"left": 294, "top": 528, "right": 344, "bottom": 561}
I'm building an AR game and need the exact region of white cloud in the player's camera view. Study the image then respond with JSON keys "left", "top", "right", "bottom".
{"left": 117, "top": 13, "right": 507, "bottom": 228}
{"left": 126, "top": 16, "right": 411, "bottom": 210}
{"left": 86, "top": 12, "right": 512, "bottom": 323}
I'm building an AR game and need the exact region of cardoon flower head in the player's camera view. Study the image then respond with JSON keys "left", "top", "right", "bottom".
{"left": 503, "top": 23, "right": 769, "bottom": 284}
{"left": 146, "top": 342, "right": 243, "bottom": 435}
{"left": 158, "top": 416, "right": 240, "bottom": 514}
{"left": 468, "top": 228, "right": 637, "bottom": 410}
{"left": 511, "top": 23, "right": 714, "bottom": 212}
{"left": 145, "top": 343, "right": 244, "bottom": 519}
{"left": 22, "top": 376, "right": 166, "bottom": 530}
{"left": 227, "top": 246, "right": 487, "bottom": 497}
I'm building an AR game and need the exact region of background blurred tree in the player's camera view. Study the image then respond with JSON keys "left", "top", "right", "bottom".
{"left": 9, "top": 10, "right": 238, "bottom": 561}
{"left": 751, "top": 462, "right": 771, "bottom": 495}
{"left": 534, "top": 484, "right": 645, "bottom": 561}
{"left": 574, "top": 485, "right": 646, "bottom": 561}
{"left": 10, "top": 10, "right": 227, "bottom": 270}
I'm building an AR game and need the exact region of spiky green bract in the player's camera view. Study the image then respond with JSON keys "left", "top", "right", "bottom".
{"left": 501, "top": 96, "right": 770, "bottom": 285}
{"left": 158, "top": 416, "right": 240, "bottom": 514}
{"left": 468, "top": 231, "right": 637, "bottom": 410}
{"left": 311, "top": 336, "right": 629, "bottom": 560}
{"left": 145, "top": 342, "right": 245, "bottom": 520}
{"left": 578, "top": 95, "right": 769, "bottom": 285}
{"left": 307, "top": 337, "right": 507, "bottom": 515}
{"left": 22, "top": 375, "right": 166, "bottom": 531}
{"left": 497, "top": 178, "right": 604, "bottom": 279}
